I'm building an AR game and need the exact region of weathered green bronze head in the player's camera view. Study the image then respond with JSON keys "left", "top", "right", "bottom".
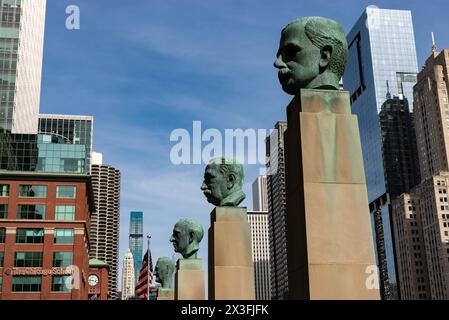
{"left": 154, "top": 257, "right": 175, "bottom": 289}
{"left": 274, "top": 16, "right": 348, "bottom": 94}
{"left": 170, "top": 219, "right": 204, "bottom": 259}
{"left": 201, "top": 157, "right": 245, "bottom": 207}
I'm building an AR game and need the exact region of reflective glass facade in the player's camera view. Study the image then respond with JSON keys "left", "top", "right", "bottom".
{"left": 0, "top": 133, "right": 87, "bottom": 173}
{"left": 343, "top": 7, "right": 419, "bottom": 300}
{"left": 129, "top": 211, "right": 143, "bottom": 284}
{"left": 38, "top": 115, "right": 93, "bottom": 173}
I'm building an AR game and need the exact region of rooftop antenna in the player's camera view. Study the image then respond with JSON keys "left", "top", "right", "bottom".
{"left": 431, "top": 32, "right": 437, "bottom": 53}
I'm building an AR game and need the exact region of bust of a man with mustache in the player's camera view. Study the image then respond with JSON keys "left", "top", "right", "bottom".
{"left": 274, "top": 16, "right": 348, "bottom": 94}
{"left": 201, "top": 157, "right": 245, "bottom": 207}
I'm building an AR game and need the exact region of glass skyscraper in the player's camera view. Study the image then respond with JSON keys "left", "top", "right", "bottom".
{"left": 343, "top": 7, "right": 419, "bottom": 300}
{"left": 129, "top": 211, "right": 143, "bottom": 284}
{"left": 38, "top": 114, "right": 93, "bottom": 173}
{"left": 0, "top": 0, "right": 46, "bottom": 133}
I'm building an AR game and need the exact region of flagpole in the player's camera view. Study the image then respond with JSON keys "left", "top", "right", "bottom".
{"left": 147, "top": 234, "right": 151, "bottom": 300}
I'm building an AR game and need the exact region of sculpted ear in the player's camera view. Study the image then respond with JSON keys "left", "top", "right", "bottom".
{"left": 189, "top": 230, "right": 195, "bottom": 243}
{"left": 319, "top": 45, "right": 332, "bottom": 70}
{"left": 227, "top": 173, "right": 236, "bottom": 190}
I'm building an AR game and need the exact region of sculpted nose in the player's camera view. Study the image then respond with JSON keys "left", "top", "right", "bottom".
{"left": 274, "top": 55, "right": 286, "bottom": 69}
{"left": 170, "top": 235, "right": 174, "bottom": 242}
{"left": 201, "top": 181, "right": 207, "bottom": 191}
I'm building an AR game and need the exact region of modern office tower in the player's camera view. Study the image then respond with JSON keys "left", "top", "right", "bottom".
{"left": 247, "top": 211, "right": 271, "bottom": 300}
{"left": 129, "top": 211, "right": 143, "bottom": 285}
{"left": 414, "top": 49, "right": 449, "bottom": 180}
{"left": 0, "top": 0, "right": 46, "bottom": 133}
{"left": 379, "top": 91, "right": 421, "bottom": 198}
{"left": 343, "top": 7, "right": 420, "bottom": 299}
{"left": 38, "top": 114, "right": 93, "bottom": 173}
{"left": 252, "top": 176, "right": 268, "bottom": 212}
{"left": 90, "top": 153, "right": 121, "bottom": 299}
{"left": 121, "top": 249, "right": 135, "bottom": 300}
{"left": 265, "top": 121, "right": 288, "bottom": 300}
{"left": 393, "top": 173, "right": 449, "bottom": 299}
{"left": 392, "top": 192, "right": 430, "bottom": 300}
{"left": 0, "top": 133, "right": 87, "bottom": 173}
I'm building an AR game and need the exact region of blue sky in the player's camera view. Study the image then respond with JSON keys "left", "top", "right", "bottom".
{"left": 40, "top": 0, "right": 449, "bottom": 291}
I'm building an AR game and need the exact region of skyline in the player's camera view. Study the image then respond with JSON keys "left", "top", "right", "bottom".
{"left": 38, "top": 0, "right": 449, "bottom": 292}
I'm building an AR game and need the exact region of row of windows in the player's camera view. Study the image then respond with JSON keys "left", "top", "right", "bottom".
{"left": 0, "top": 185, "right": 76, "bottom": 199}
{"left": 0, "top": 228, "right": 75, "bottom": 244}
{"left": 0, "top": 204, "right": 76, "bottom": 220}
{"left": 0, "top": 276, "right": 74, "bottom": 293}
{"left": 0, "top": 251, "right": 73, "bottom": 268}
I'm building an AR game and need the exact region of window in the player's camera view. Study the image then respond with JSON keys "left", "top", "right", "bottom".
{"left": 0, "top": 184, "right": 8, "bottom": 197}
{"left": 14, "top": 252, "right": 43, "bottom": 267}
{"left": 0, "top": 228, "right": 4, "bottom": 243}
{"left": 18, "top": 185, "right": 47, "bottom": 198}
{"left": 54, "top": 229, "right": 74, "bottom": 244}
{"left": 53, "top": 252, "right": 73, "bottom": 267}
{"left": 17, "top": 205, "right": 45, "bottom": 220}
{"left": 52, "top": 276, "right": 72, "bottom": 292}
{"left": 0, "top": 276, "right": 2, "bottom": 292}
{"left": 0, "top": 252, "right": 3, "bottom": 267}
{"left": 55, "top": 205, "right": 75, "bottom": 221}
{"left": 12, "top": 276, "right": 41, "bottom": 292}
{"left": 16, "top": 229, "right": 44, "bottom": 244}
{"left": 56, "top": 186, "right": 76, "bottom": 199}
{"left": 0, "top": 204, "right": 7, "bottom": 219}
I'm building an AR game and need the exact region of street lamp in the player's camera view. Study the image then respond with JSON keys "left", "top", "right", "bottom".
{"left": 147, "top": 234, "right": 151, "bottom": 300}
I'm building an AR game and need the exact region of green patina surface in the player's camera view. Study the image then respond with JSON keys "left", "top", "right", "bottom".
{"left": 170, "top": 218, "right": 204, "bottom": 260}
{"left": 155, "top": 257, "right": 175, "bottom": 289}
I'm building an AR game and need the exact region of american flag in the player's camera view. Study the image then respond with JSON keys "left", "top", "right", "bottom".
{"left": 135, "top": 249, "right": 153, "bottom": 300}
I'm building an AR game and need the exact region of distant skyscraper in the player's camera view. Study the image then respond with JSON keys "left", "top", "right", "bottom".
{"left": 247, "top": 211, "right": 271, "bottom": 300}
{"left": 38, "top": 114, "right": 93, "bottom": 173}
{"left": 0, "top": 0, "right": 46, "bottom": 133}
{"left": 265, "top": 121, "right": 288, "bottom": 300}
{"left": 343, "top": 7, "right": 419, "bottom": 300}
{"left": 252, "top": 176, "right": 268, "bottom": 212}
{"left": 121, "top": 249, "right": 135, "bottom": 300}
{"left": 90, "top": 152, "right": 121, "bottom": 300}
{"left": 129, "top": 211, "right": 143, "bottom": 284}
{"left": 379, "top": 91, "right": 421, "bottom": 197}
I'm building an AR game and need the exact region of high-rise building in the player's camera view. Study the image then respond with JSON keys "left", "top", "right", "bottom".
{"left": 393, "top": 173, "right": 449, "bottom": 299}
{"left": 379, "top": 91, "right": 421, "bottom": 198}
{"left": 392, "top": 47, "right": 449, "bottom": 300}
{"left": 252, "top": 176, "right": 268, "bottom": 212}
{"left": 38, "top": 114, "right": 93, "bottom": 173}
{"left": 343, "top": 7, "right": 420, "bottom": 299}
{"left": 90, "top": 153, "right": 121, "bottom": 300}
{"left": 265, "top": 121, "right": 288, "bottom": 300}
{"left": 414, "top": 49, "right": 449, "bottom": 180}
{"left": 247, "top": 211, "right": 271, "bottom": 300}
{"left": 121, "top": 249, "right": 135, "bottom": 300}
{"left": 0, "top": 0, "right": 46, "bottom": 133}
{"left": 129, "top": 211, "right": 143, "bottom": 285}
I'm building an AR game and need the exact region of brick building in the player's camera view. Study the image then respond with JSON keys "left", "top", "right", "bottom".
{"left": 0, "top": 171, "right": 99, "bottom": 300}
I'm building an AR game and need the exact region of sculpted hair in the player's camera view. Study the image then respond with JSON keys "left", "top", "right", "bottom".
{"left": 284, "top": 16, "right": 348, "bottom": 79}
{"left": 208, "top": 157, "right": 244, "bottom": 187}
{"left": 178, "top": 218, "right": 204, "bottom": 243}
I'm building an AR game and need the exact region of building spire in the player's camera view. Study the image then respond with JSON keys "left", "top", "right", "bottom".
{"left": 431, "top": 32, "right": 437, "bottom": 53}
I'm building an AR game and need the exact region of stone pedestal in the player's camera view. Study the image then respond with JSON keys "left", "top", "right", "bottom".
{"left": 284, "top": 89, "right": 380, "bottom": 300}
{"left": 208, "top": 207, "right": 255, "bottom": 300}
{"left": 157, "top": 288, "right": 174, "bottom": 300}
{"left": 174, "top": 259, "right": 205, "bottom": 300}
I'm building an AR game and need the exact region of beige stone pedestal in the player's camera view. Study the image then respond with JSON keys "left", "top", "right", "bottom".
{"left": 174, "top": 259, "right": 205, "bottom": 300}
{"left": 208, "top": 207, "right": 255, "bottom": 300}
{"left": 157, "top": 288, "right": 174, "bottom": 300}
{"left": 284, "top": 89, "right": 380, "bottom": 300}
